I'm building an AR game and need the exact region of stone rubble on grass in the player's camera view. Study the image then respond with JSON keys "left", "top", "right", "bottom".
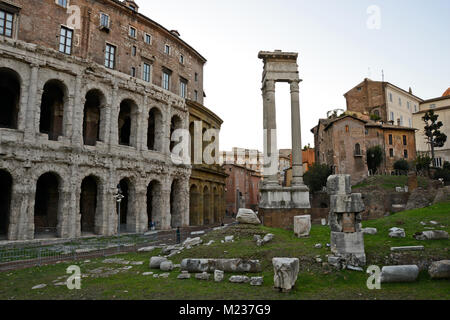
{"left": 168, "top": 250, "right": 181, "bottom": 258}
{"left": 191, "top": 231, "right": 205, "bottom": 236}
{"left": 315, "top": 258, "right": 323, "bottom": 263}
{"left": 429, "top": 221, "right": 438, "bottom": 225}
{"left": 362, "top": 228, "right": 378, "bottom": 235}
{"left": 225, "top": 236, "right": 234, "bottom": 243}
{"left": 174, "top": 264, "right": 181, "bottom": 269}
{"left": 102, "top": 258, "right": 130, "bottom": 265}
{"left": 181, "top": 258, "right": 261, "bottom": 273}
{"left": 413, "top": 230, "right": 449, "bottom": 240}
{"left": 162, "top": 245, "right": 183, "bottom": 255}
{"left": 195, "top": 272, "right": 211, "bottom": 281}
{"left": 390, "top": 246, "right": 424, "bottom": 252}
{"left": 294, "top": 215, "right": 311, "bottom": 238}
{"left": 122, "top": 266, "right": 133, "bottom": 270}
{"left": 314, "top": 243, "right": 322, "bottom": 249}
{"left": 272, "top": 258, "right": 299, "bottom": 292}
{"left": 346, "top": 265, "right": 364, "bottom": 272}
{"left": 213, "top": 226, "right": 226, "bottom": 231}
{"left": 380, "top": 265, "right": 419, "bottom": 283}
{"left": 254, "top": 235, "right": 261, "bottom": 242}
{"left": 153, "top": 274, "right": 159, "bottom": 278}
{"left": 177, "top": 271, "right": 191, "bottom": 280}
{"left": 257, "top": 234, "right": 274, "bottom": 246}
{"left": 160, "top": 261, "right": 174, "bottom": 272}
{"left": 149, "top": 256, "right": 168, "bottom": 269}
{"left": 159, "top": 273, "right": 170, "bottom": 279}
{"left": 236, "top": 208, "right": 261, "bottom": 225}
{"left": 388, "top": 227, "right": 406, "bottom": 238}
{"left": 428, "top": 260, "right": 450, "bottom": 279}
{"left": 144, "top": 231, "right": 159, "bottom": 236}
{"left": 250, "top": 277, "right": 263, "bottom": 286}
{"left": 130, "top": 261, "right": 144, "bottom": 265}
{"left": 138, "top": 246, "right": 156, "bottom": 253}
{"left": 142, "top": 272, "right": 154, "bottom": 276}
{"left": 204, "top": 240, "right": 215, "bottom": 246}
{"left": 420, "top": 221, "right": 427, "bottom": 226}
{"left": 321, "top": 219, "right": 327, "bottom": 226}
{"left": 32, "top": 284, "right": 47, "bottom": 290}
{"left": 54, "top": 282, "right": 66, "bottom": 286}
{"left": 229, "top": 275, "right": 250, "bottom": 283}
{"left": 183, "top": 237, "right": 203, "bottom": 248}
{"left": 214, "top": 270, "right": 224, "bottom": 282}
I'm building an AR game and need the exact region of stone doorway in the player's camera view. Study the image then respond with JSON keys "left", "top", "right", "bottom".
{"left": 147, "top": 107, "right": 163, "bottom": 152}
{"left": 203, "top": 186, "right": 210, "bottom": 225}
{"left": 34, "top": 172, "right": 60, "bottom": 238}
{"left": 189, "top": 185, "right": 200, "bottom": 226}
{"left": 83, "top": 90, "right": 104, "bottom": 146}
{"left": 0, "top": 170, "right": 12, "bottom": 239}
{"left": 0, "top": 68, "right": 20, "bottom": 129}
{"left": 118, "top": 178, "right": 130, "bottom": 232}
{"left": 147, "top": 180, "right": 162, "bottom": 230}
{"left": 80, "top": 176, "right": 98, "bottom": 234}
{"left": 170, "top": 179, "right": 183, "bottom": 228}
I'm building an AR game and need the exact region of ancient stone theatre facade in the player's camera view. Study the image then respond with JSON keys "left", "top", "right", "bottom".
{"left": 0, "top": 0, "right": 211, "bottom": 240}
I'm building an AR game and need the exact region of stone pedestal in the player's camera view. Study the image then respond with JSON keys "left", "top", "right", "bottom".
{"left": 273, "top": 257, "right": 299, "bottom": 292}
{"left": 294, "top": 215, "right": 311, "bottom": 237}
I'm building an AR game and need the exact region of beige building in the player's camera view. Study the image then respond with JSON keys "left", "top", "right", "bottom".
{"left": 413, "top": 89, "right": 450, "bottom": 166}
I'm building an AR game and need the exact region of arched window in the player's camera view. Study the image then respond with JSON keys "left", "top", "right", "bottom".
{"left": 34, "top": 172, "right": 61, "bottom": 237}
{"left": 355, "top": 143, "right": 361, "bottom": 156}
{"left": 0, "top": 68, "right": 20, "bottom": 129}
{"left": 118, "top": 99, "right": 137, "bottom": 147}
{"left": 83, "top": 90, "right": 105, "bottom": 146}
{"left": 170, "top": 115, "right": 183, "bottom": 153}
{"left": 40, "top": 80, "right": 66, "bottom": 141}
{"left": 147, "top": 108, "right": 163, "bottom": 151}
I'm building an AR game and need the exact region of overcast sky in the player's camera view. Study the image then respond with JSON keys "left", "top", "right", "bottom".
{"left": 137, "top": 0, "right": 450, "bottom": 151}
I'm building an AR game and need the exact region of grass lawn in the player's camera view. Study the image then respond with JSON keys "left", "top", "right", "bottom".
{"left": 352, "top": 175, "right": 430, "bottom": 191}
{"left": 0, "top": 202, "right": 449, "bottom": 300}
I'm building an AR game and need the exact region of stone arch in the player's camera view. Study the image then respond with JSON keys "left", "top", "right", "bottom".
{"left": 118, "top": 99, "right": 138, "bottom": 147}
{"left": 0, "top": 68, "right": 21, "bottom": 129}
{"left": 203, "top": 185, "right": 210, "bottom": 225}
{"left": 147, "top": 179, "right": 162, "bottom": 230}
{"left": 39, "top": 79, "right": 68, "bottom": 141}
{"left": 118, "top": 177, "right": 136, "bottom": 233}
{"left": 170, "top": 114, "right": 183, "bottom": 153}
{"left": 83, "top": 89, "right": 105, "bottom": 146}
{"left": 213, "top": 186, "right": 219, "bottom": 223}
{"left": 79, "top": 175, "right": 102, "bottom": 234}
{"left": 170, "top": 178, "right": 184, "bottom": 228}
{"left": 147, "top": 106, "right": 164, "bottom": 152}
{"left": 0, "top": 169, "right": 12, "bottom": 238}
{"left": 34, "top": 172, "right": 62, "bottom": 238}
{"left": 189, "top": 184, "right": 200, "bottom": 226}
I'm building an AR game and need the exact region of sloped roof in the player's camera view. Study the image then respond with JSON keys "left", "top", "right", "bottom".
{"left": 443, "top": 88, "right": 450, "bottom": 97}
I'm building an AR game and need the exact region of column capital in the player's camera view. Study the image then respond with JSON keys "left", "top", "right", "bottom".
{"left": 290, "top": 79, "right": 301, "bottom": 92}
{"left": 263, "top": 79, "right": 276, "bottom": 93}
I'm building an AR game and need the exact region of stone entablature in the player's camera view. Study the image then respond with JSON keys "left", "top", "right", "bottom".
{"left": 0, "top": 38, "right": 190, "bottom": 241}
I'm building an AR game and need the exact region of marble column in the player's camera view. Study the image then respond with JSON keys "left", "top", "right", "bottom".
{"left": 290, "top": 80, "right": 304, "bottom": 186}
{"left": 263, "top": 80, "right": 278, "bottom": 186}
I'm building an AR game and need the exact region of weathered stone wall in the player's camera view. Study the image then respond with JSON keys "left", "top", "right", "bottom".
{"left": 0, "top": 38, "right": 191, "bottom": 240}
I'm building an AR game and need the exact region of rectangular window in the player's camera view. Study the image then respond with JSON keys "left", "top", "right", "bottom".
{"left": 399, "top": 98, "right": 402, "bottom": 106}
{"left": 132, "top": 45, "right": 136, "bottom": 56}
{"left": 408, "top": 118, "right": 412, "bottom": 128}
{"left": 404, "top": 150, "right": 408, "bottom": 159}
{"left": 403, "top": 135, "right": 407, "bottom": 145}
{"left": 195, "top": 72, "right": 198, "bottom": 82}
{"left": 59, "top": 26, "right": 73, "bottom": 55}
{"left": 162, "top": 70, "right": 171, "bottom": 90}
{"left": 389, "top": 134, "right": 393, "bottom": 145}
{"left": 57, "top": 0, "right": 68, "bottom": 8}
{"left": 145, "top": 34, "right": 152, "bottom": 44}
{"left": 389, "top": 148, "right": 394, "bottom": 158}
{"left": 164, "top": 44, "right": 170, "bottom": 55}
{"left": 390, "top": 112, "right": 394, "bottom": 121}
{"left": 400, "top": 115, "right": 403, "bottom": 126}
{"left": 0, "top": 10, "right": 14, "bottom": 38}
{"left": 100, "top": 13, "right": 110, "bottom": 28}
{"left": 180, "top": 78, "right": 187, "bottom": 98}
{"left": 414, "top": 105, "right": 417, "bottom": 113}
{"left": 194, "top": 90, "right": 198, "bottom": 101}
{"left": 389, "top": 93, "right": 393, "bottom": 102}
{"left": 143, "top": 63, "right": 151, "bottom": 82}
{"left": 407, "top": 101, "right": 410, "bottom": 110}
{"left": 131, "top": 67, "right": 136, "bottom": 77}
{"left": 105, "top": 43, "right": 116, "bottom": 69}
{"left": 180, "top": 55, "right": 184, "bottom": 64}
{"left": 129, "top": 26, "right": 136, "bottom": 38}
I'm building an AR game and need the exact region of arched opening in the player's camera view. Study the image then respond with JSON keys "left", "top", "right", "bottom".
{"left": 80, "top": 176, "right": 98, "bottom": 234}
{"left": 40, "top": 80, "right": 66, "bottom": 141}
{"left": 34, "top": 172, "right": 60, "bottom": 237}
{"left": 189, "top": 122, "right": 195, "bottom": 163}
{"left": 118, "top": 99, "right": 137, "bottom": 147}
{"left": 118, "top": 178, "right": 130, "bottom": 232}
{"left": 170, "top": 179, "right": 183, "bottom": 228}
{"left": 147, "top": 180, "right": 162, "bottom": 230}
{"left": 0, "top": 170, "right": 12, "bottom": 238}
{"left": 373, "top": 110, "right": 380, "bottom": 118}
{"left": 203, "top": 186, "right": 210, "bottom": 225}
{"left": 147, "top": 107, "right": 163, "bottom": 152}
{"left": 170, "top": 115, "right": 183, "bottom": 153}
{"left": 213, "top": 186, "right": 219, "bottom": 224}
{"left": 355, "top": 143, "right": 361, "bottom": 156}
{"left": 0, "top": 68, "right": 20, "bottom": 129}
{"left": 83, "top": 90, "right": 104, "bottom": 146}
{"left": 189, "top": 185, "right": 200, "bottom": 226}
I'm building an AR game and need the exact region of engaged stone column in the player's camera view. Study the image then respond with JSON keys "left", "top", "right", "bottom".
{"left": 290, "top": 80, "right": 304, "bottom": 186}
{"left": 263, "top": 80, "right": 278, "bottom": 186}
{"left": 24, "top": 64, "right": 39, "bottom": 143}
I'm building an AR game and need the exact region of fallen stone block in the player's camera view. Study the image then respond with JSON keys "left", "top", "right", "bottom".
{"left": 214, "top": 270, "right": 224, "bottom": 282}
{"left": 32, "top": 284, "right": 47, "bottom": 290}
{"left": 390, "top": 246, "right": 424, "bottom": 252}
{"left": 381, "top": 265, "right": 419, "bottom": 283}
{"left": 103, "top": 258, "right": 130, "bottom": 265}
{"left": 162, "top": 245, "right": 183, "bottom": 255}
{"left": 182, "top": 237, "right": 203, "bottom": 247}
{"left": 142, "top": 272, "right": 154, "bottom": 276}
{"left": 160, "top": 261, "right": 174, "bottom": 272}
{"left": 195, "top": 272, "right": 210, "bottom": 281}
{"left": 225, "top": 235, "right": 234, "bottom": 243}
{"left": 257, "top": 234, "right": 274, "bottom": 246}
{"left": 250, "top": 277, "right": 263, "bottom": 286}
{"left": 413, "top": 230, "right": 449, "bottom": 240}
{"left": 149, "top": 256, "right": 168, "bottom": 269}
{"left": 159, "top": 273, "right": 170, "bottom": 279}
{"left": 138, "top": 246, "right": 156, "bottom": 253}
{"left": 428, "top": 260, "right": 450, "bottom": 279}
{"left": 236, "top": 208, "right": 261, "bottom": 225}
{"left": 273, "top": 258, "right": 299, "bottom": 292}
{"left": 181, "top": 258, "right": 261, "bottom": 273}
{"left": 314, "top": 243, "right": 322, "bottom": 249}
{"left": 294, "top": 215, "right": 311, "bottom": 238}
{"left": 362, "top": 228, "right": 377, "bottom": 235}
{"left": 191, "top": 231, "right": 205, "bottom": 236}
{"left": 204, "top": 240, "right": 215, "bottom": 246}
{"left": 229, "top": 275, "right": 250, "bottom": 283}
{"left": 177, "top": 272, "right": 191, "bottom": 280}
{"left": 389, "top": 227, "right": 406, "bottom": 238}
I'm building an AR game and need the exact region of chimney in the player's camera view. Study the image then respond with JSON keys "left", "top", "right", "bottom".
{"left": 170, "top": 30, "right": 180, "bottom": 37}
{"left": 397, "top": 118, "right": 401, "bottom": 126}
{"left": 409, "top": 87, "right": 413, "bottom": 94}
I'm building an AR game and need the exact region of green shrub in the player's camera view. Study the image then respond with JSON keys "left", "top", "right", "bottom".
{"left": 434, "top": 168, "right": 450, "bottom": 183}
{"left": 415, "top": 155, "right": 431, "bottom": 174}
{"left": 366, "top": 146, "right": 384, "bottom": 173}
{"left": 394, "top": 159, "right": 409, "bottom": 174}
{"left": 304, "top": 163, "right": 332, "bottom": 193}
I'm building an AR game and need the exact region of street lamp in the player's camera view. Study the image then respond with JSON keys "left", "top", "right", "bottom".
{"left": 114, "top": 184, "right": 124, "bottom": 236}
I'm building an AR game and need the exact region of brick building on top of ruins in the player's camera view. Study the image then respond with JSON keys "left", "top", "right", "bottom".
{"left": 0, "top": 0, "right": 224, "bottom": 241}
